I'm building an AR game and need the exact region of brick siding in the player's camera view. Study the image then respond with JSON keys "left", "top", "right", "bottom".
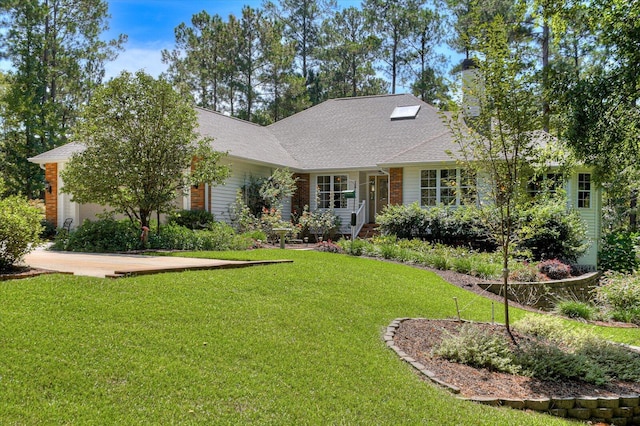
{"left": 190, "top": 158, "right": 205, "bottom": 210}
{"left": 44, "top": 163, "right": 58, "bottom": 225}
{"left": 292, "top": 173, "right": 310, "bottom": 215}
{"left": 389, "top": 168, "right": 403, "bottom": 205}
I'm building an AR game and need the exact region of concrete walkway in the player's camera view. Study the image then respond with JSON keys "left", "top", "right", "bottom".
{"left": 23, "top": 246, "right": 291, "bottom": 278}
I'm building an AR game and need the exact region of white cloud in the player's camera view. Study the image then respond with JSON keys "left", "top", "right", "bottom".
{"left": 104, "top": 46, "right": 169, "bottom": 81}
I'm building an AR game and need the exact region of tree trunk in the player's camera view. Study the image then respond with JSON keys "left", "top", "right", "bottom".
{"left": 541, "top": 21, "right": 550, "bottom": 133}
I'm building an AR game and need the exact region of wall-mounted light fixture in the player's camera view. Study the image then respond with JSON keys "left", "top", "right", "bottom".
{"left": 44, "top": 180, "right": 52, "bottom": 194}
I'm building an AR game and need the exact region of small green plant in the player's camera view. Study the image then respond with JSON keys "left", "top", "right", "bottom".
{"left": 433, "top": 324, "right": 520, "bottom": 374}
{"left": 338, "top": 238, "right": 370, "bottom": 256}
{"left": 508, "top": 263, "right": 539, "bottom": 282}
{"left": 554, "top": 300, "right": 596, "bottom": 321}
{"left": 512, "top": 314, "right": 640, "bottom": 385}
{"left": 538, "top": 259, "right": 572, "bottom": 280}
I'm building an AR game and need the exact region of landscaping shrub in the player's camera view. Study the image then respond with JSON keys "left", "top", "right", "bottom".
{"left": 258, "top": 207, "right": 298, "bottom": 243}
{"left": 598, "top": 231, "right": 639, "bottom": 273}
{"left": 508, "top": 263, "right": 540, "bottom": 282}
{"left": 376, "top": 202, "right": 428, "bottom": 239}
{"left": 298, "top": 206, "right": 340, "bottom": 242}
{"left": 229, "top": 190, "right": 259, "bottom": 233}
{"left": 512, "top": 315, "right": 640, "bottom": 385}
{"left": 0, "top": 194, "right": 43, "bottom": 271}
{"left": 40, "top": 219, "right": 57, "bottom": 240}
{"left": 537, "top": 259, "right": 571, "bottom": 280}
{"left": 575, "top": 336, "right": 640, "bottom": 382}
{"left": 433, "top": 324, "right": 520, "bottom": 374}
{"left": 56, "top": 217, "right": 255, "bottom": 253}
{"left": 55, "top": 218, "right": 140, "bottom": 252}
{"left": 148, "top": 222, "right": 254, "bottom": 251}
{"left": 516, "top": 197, "right": 588, "bottom": 262}
{"left": 514, "top": 339, "right": 606, "bottom": 385}
{"left": 315, "top": 240, "right": 343, "bottom": 253}
{"left": 168, "top": 209, "right": 215, "bottom": 229}
{"left": 594, "top": 272, "right": 640, "bottom": 324}
{"left": 513, "top": 315, "right": 566, "bottom": 340}
{"left": 376, "top": 203, "right": 494, "bottom": 250}
{"left": 339, "top": 238, "right": 371, "bottom": 256}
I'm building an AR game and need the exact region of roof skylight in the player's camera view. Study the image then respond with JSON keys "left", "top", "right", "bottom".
{"left": 390, "top": 105, "right": 421, "bottom": 120}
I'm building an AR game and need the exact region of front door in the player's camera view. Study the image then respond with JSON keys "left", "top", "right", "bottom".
{"left": 368, "top": 175, "right": 388, "bottom": 222}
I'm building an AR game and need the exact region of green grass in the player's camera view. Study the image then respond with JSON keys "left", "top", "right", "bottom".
{"left": 1, "top": 250, "right": 636, "bottom": 424}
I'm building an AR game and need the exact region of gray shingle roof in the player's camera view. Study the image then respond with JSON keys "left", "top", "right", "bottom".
{"left": 28, "top": 94, "right": 462, "bottom": 170}
{"left": 195, "top": 108, "right": 299, "bottom": 168}
{"left": 267, "top": 93, "right": 458, "bottom": 170}
{"left": 28, "top": 142, "right": 85, "bottom": 163}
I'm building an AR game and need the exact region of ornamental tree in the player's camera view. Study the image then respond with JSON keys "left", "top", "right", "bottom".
{"left": 61, "top": 70, "right": 230, "bottom": 228}
{"left": 449, "top": 15, "right": 542, "bottom": 340}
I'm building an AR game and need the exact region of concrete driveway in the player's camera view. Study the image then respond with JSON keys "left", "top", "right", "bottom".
{"left": 23, "top": 246, "right": 290, "bottom": 278}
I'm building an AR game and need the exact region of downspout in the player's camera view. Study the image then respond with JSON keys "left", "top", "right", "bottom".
{"left": 205, "top": 183, "right": 210, "bottom": 213}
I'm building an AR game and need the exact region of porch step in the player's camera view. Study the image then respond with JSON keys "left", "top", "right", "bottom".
{"left": 358, "top": 223, "right": 380, "bottom": 239}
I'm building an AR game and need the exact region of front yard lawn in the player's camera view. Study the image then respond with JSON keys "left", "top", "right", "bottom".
{"left": 1, "top": 249, "right": 637, "bottom": 424}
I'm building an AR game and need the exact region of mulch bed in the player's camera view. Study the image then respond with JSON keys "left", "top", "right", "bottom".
{"left": 394, "top": 318, "right": 640, "bottom": 399}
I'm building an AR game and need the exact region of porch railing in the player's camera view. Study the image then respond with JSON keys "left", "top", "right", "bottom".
{"left": 353, "top": 200, "right": 367, "bottom": 240}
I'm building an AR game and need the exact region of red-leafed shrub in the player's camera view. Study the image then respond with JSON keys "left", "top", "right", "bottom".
{"left": 538, "top": 259, "right": 572, "bottom": 280}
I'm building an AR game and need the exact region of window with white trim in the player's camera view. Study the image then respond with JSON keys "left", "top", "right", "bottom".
{"left": 527, "top": 173, "right": 563, "bottom": 197}
{"left": 578, "top": 173, "right": 591, "bottom": 208}
{"left": 420, "top": 168, "right": 476, "bottom": 207}
{"left": 317, "top": 175, "right": 348, "bottom": 209}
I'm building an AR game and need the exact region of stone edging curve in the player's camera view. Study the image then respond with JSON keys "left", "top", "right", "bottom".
{"left": 384, "top": 318, "right": 640, "bottom": 425}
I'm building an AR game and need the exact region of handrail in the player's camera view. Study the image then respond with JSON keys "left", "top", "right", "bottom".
{"left": 353, "top": 200, "right": 367, "bottom": 239}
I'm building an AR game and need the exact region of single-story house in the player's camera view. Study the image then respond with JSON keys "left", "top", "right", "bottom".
{"left": 28, "top": 93, "right": 601, "bottom": 266}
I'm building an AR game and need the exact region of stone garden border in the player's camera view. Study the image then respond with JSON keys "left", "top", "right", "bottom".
{"left": 478, "top": 271, "right": 602, "bottom": 310}
{"left": 384, "top": 318, "right": 640, "bottom": 425}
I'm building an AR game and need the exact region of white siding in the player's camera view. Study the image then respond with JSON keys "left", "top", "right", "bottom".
{"left": 57, "top": 162, "right": 79, "bottom": 229}
{"left": 210, "top": 159, "right": 274, "bottom": 224}
{"left": 404, "top": 165, "right": 600, "bottom": 267}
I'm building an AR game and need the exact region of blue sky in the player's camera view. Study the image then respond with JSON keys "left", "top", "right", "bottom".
{"left": 103, "top": 0, "right": 362, "bottom": 80}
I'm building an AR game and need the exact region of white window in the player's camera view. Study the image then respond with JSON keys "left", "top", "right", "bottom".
{"left": 317, "top": 175, "right": 348, "bottom": 209}
{"left": 578, "top": 173, "right": 591, "bottom": 208}
{"left": 420, "top": 169, "right": 476, "bottom": 207}
{"left": 527, "top": 173, "right": 563, "bottom": 197}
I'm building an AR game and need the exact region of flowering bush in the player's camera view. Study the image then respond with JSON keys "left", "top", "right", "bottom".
{"left": 537, "top": 259, "right": 572, "bottom": 280}
{"left": 229, "top": 190, "right": 259, "bottom": 233}
{"left": 315, "top": 240, "right": 343, "bottom": 253}
{"left": 298, "top": 205, "right": 340, "bottom": 242}
{"left": 258, "top": 207, "right": 298, "bottom": 243}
